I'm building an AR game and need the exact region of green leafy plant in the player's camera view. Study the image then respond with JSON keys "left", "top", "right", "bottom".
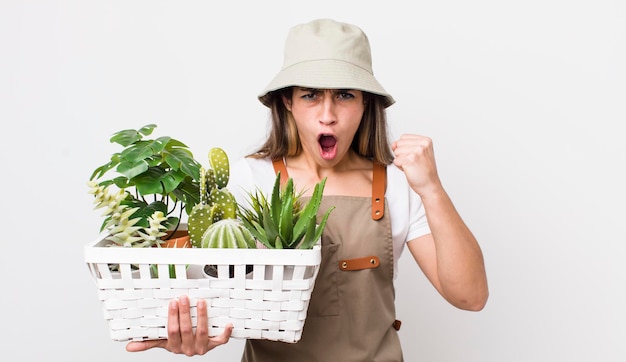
{"left": 87, "top": 124, "right": 201, "bottom": 247}
{"left": 238, "top": 172, "right": 334, "bottom": 249}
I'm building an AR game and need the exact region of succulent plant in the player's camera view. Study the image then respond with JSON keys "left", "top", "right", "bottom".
{"left": 238, "top": 172, "right": 334, "bottom": 249}
{"left": 88, "top": 182, "right": 169, "bottom": 247}
{"left": 188, "top": 147, "right": 254, "bottom": 249}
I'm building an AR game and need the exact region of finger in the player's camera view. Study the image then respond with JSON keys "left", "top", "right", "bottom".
{"left": 167, "top": 299, "right": 182, "bottom": 346}
{"left": 393, "top": 158, "right": 404, "bottom": 171}
{"left": 194, "top": 298, "right": 209, "bottom": 353}
{"left": 209, "top": 323, "right": 234, "bottom": 347}
{"left": 126, "top": 339, "right": 167, "bottom": 352}
{"left": 177, "top": 296, "right": 194, "bottom": 348}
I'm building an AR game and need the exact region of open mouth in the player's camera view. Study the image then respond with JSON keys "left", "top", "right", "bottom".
{"left": 318, "top": 134, "right": 337, "bottom": 160}
{"left": 319, "top": 134, "right": 337, "bottom": 152}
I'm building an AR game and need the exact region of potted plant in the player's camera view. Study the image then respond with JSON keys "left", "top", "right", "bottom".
{"left": 238, "top": 172, "right": 334, "bottom": 250}
{"left": 87, "top": 124, "right": 201, "bottom": 248}
{"left": 186, "top": 147, "right": 257, "bottom": 278}
{"left": 186, "top": 147, "right": 253, "bottom": 249}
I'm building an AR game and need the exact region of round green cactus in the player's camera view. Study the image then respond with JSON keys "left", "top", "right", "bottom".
{"left": 200, "top": 219, "right": 256, "bottom": 249}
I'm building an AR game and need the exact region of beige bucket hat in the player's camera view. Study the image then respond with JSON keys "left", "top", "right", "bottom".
{"left": 258, "top": 18, "right": 395, "bottom": 108}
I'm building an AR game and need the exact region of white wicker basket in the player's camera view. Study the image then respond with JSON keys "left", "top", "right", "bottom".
{"left": 84, "top": 233, "right": 321, "bottom": 343}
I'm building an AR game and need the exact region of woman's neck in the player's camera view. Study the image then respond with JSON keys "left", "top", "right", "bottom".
{"left": 284, "top": 152, "right": 373, "bottom": 197}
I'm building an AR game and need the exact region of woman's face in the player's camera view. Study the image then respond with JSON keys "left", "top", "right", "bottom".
{"left": 283, "top": 87, "right": 365, "bottom": 165}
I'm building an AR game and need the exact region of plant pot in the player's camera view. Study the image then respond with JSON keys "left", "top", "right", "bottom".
{"left": 161, "top": 229, "right": 191, "bottom": 248}
{"left": 202, "top": 264, "right": 254, "bottom": 278}
{"left": 152, "top": 229, "right": 192, "bottom": 278}
{"left": 111, "top": 267, "right": 141, "bottom": 279}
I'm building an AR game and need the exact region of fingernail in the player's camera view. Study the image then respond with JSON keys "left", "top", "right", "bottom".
{"left": 180, "top": 295, "right": 189, "bottom": 306}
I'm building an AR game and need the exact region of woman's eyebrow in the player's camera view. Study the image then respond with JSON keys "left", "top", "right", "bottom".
{"left": 297, "top": 88, "right": 354, "bottom": 93}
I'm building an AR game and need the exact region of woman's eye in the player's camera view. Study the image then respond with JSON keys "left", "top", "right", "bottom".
{"left": 338, "top": 92, "right": 355, "bottom": 100}
{"left": 301, "top": 92, "right": 318, "bottom": 100}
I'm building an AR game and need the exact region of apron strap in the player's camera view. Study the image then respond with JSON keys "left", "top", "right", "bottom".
{"left": 372, "top": 161, "right": 386, "bottom": 220}
{"left": 272, "top": 158, "right": 289, "bottom": 186}
{"left": 272, "top": 158, "right": 386, "bottom": 221}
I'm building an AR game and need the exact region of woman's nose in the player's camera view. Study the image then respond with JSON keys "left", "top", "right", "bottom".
{"left": 319, "top": 92, "right": 337, "bottom": 125}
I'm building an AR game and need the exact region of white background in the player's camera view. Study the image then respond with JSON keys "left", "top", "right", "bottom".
{"left": 1, "top": 1, "right": 625, "bottom": 361}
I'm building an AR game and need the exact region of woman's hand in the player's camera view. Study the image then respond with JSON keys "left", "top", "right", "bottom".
{"left": 391, "top": 134, "right": 442, "bottom": 197}
{"left": 125, "top": 296, "right": 233, "bottom": 356}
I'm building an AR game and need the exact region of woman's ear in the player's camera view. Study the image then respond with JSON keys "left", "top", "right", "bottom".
{"left": 281, "top": 94, "right": 292, "bottom": 112}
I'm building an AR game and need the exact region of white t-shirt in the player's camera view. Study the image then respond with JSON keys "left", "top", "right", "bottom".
{"left": 227, "top": 157, "right": 431, "bottom": 277}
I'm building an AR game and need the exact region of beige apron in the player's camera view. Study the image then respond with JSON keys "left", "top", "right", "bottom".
{"left": 241, "top": 161, "right": 403, "bottom": 362}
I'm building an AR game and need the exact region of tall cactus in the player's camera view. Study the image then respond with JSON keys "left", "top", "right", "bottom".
{"left": 187, "top": 167, "right": 214, "bottom": 247}
{"left": 188, "top": 147, "right": 254, "bottom": 249}
{"left": 209, "top": 147, "right": 229, "bottom": 189}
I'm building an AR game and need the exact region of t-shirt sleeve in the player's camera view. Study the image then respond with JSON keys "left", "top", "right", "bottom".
{"left": 406, "top": 187, "right": 431, "bottom": 241}
{"left": 387, "top": 164, "right": 431, "bottom": 244}
{"left": 387, "top": 164, "right": 431, "bottom": 277}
